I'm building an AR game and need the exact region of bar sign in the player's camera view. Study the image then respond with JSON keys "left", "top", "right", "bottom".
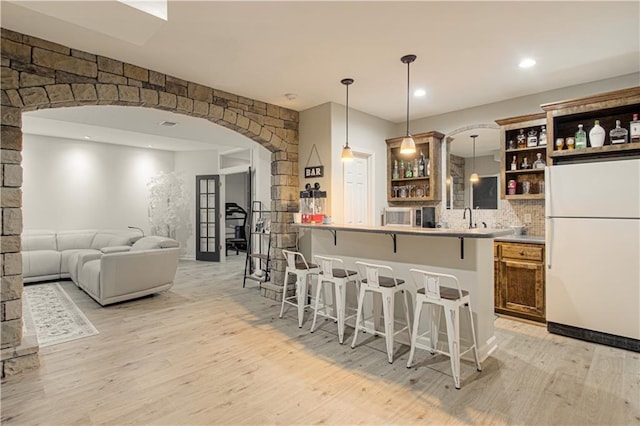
{"left": 304, "top": 166, "right": 324, "bottom": 178}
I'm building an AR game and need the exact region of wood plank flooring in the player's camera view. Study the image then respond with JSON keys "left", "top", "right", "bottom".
{"left": 2, "top": 258, "right": 639, "bottom": 425}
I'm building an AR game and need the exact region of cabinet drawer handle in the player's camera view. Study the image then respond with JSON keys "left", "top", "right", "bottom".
{"left": 519, "top": 251, "right": 525, "bottom": 256}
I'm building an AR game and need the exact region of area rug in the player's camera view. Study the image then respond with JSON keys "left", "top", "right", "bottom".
{"left": 23, "top": 283, "right": 99, "bottom": 347}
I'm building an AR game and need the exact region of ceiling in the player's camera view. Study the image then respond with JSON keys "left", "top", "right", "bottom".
{"left": 2, "top": 0, "right": 639, "bottom": 125}
{"left": 23, "top": 105, "right": 254, "bottom": 152}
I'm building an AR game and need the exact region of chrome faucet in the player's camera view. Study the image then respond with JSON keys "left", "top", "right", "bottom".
{"left": 463, "top": 207, "right": 475, "bottom": 229}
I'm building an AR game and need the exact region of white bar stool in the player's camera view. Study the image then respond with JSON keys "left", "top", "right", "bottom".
{"left": 406, "top": 268, "right": 482, "bottom": 389}
{"left": 351, "top": 261, "right": 412, "bottom": 363}
{"left": 279, "top": 250, "right": 319, "bottom": 328}
{"left": 310, "top": 255, "right": 358, "bottom": 344}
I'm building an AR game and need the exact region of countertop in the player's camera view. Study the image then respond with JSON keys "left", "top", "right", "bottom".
{"left": 495, "top": 234, "right": 545, "bottom": 244}
{"left": 293, "top": 223, "right": 514, "bottom": 239}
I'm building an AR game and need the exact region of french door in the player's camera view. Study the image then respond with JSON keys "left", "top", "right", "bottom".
{"left": 196, "top": 175, "right": 220, "bottom": 261}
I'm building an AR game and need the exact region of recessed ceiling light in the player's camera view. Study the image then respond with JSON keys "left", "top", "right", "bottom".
{"left": 83, "top": 135, "right": 91, "bottom": 139}
{"left": 519, "top": 58, "right": 536, "bottom": 69}
{"left": 414, "top": 89, "right": 426, "bottom": 97}
{"left": 160, "top": 121, "right": 177, "bottom": 127}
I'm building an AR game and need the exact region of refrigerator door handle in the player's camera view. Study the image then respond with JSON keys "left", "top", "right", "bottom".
{"left": 545, "top": 166, "right": 551, "bottom": 218}
{"left": 546, "top": 218, "right": 552, "bottom": 269}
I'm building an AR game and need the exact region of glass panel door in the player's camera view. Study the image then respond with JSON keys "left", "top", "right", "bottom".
{"left": 196, "top": 175, "right": 220, "bottom": 261}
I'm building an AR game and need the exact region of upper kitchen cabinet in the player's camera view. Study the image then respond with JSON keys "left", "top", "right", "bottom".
{"left": 542, "top": 87, "right": 640, "bottom": 165}
{"left": 496, "top": 113, "right": 547, "bottom": 200}
{"left": 386, "top": 131, "right": 443, "bottom": 204}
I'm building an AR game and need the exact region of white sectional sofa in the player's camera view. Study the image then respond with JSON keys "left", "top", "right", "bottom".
{"left": 22, "top": 230, "right": 180, "bottom": 306}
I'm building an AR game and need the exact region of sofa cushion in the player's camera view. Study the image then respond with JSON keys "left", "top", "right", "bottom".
{"left": 22, "top": 230, "right": 57, "bottom": 251}
{"left": 66, "top": 249, "right": 101, "bottom": 283}
{"left": 131, "top": 236, "right": 179, "bottom": 251}
{"left": 57, "top": 231, "right": 97, "bottom": 251}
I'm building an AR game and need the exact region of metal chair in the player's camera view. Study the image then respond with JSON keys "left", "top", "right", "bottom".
{"left": 310, "top": 255, "right": 358, "bottom": 343}
{"left": 351, "top": 261, "right": 411, "bottom": 363}
{"left": 406, "top": 268, "right": 481, "bottom": 389}
{"left": 279, "top": 250, "right": 318, "bottom": 328}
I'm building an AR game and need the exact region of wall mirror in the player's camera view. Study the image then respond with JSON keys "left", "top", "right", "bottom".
{"left": 443, "top": 124, "right": 501, "bottom": 210}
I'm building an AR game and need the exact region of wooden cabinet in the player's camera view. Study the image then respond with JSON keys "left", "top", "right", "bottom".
{"left": 496, "top": 113, "right": 547, "bottom": 200}
{"left": 386, "top": 131, "right": 443, "bottom": 204}
{"left": 542, "top": 87, "right": 640, "bottom": 165}
{"left": 494, "top": 241, "right": 546, "bottom": 323}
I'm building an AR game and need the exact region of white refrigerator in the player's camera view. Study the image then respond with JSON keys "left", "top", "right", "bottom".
{"left": 545, "top": 158, "right": 640, "bottom": 342}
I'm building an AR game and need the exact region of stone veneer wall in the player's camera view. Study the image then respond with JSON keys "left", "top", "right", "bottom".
{"left": 0, "top": 28, "right": 300, "bottom": 376}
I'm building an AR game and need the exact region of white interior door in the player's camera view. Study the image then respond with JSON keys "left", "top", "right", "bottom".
{"left": 343, "top": 155, "right": 369, "bottom": 225}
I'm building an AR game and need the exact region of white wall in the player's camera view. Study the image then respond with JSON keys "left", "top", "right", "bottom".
{"left": 22, "top": 134, "right": 174, "bottom": 232}
{"left": 405, "top": 73, "right": 640, "bottom": 136}
{"left": 174, "top": 150, "right": 219, "bottom": 259}
{"left": 299, "top": 103, "right": 333, "bottom": 214}
{"left": 330, "top": 103, "right": 397, "bottom": 225}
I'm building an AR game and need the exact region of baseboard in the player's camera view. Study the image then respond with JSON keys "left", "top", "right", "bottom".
{"left": 547, "top": 321, "right": 640, "bottom": 353}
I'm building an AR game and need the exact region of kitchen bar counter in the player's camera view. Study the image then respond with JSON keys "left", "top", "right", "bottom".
{"left": 295, "top": 223, "right": 509, "bottom": 361}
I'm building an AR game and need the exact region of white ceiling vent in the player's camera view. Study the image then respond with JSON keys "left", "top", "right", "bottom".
{"left": 160, "top": 121, "right": 177, "bottom": 127}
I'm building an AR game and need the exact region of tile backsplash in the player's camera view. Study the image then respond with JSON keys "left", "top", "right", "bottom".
{"left": 440, "top": 199, "right": 545, "bottom": 236}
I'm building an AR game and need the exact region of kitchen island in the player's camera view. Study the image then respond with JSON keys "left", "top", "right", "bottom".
{"left": 295, "top": 223, "right": 513, "bottom": 361}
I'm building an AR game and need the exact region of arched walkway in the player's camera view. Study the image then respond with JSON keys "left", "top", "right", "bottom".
{"left": 0, "top": 28, "right": 299, "bottom": 375}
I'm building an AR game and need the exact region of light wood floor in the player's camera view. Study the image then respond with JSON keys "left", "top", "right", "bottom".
{"left": 2, "top": 257, "right": 638, "bottom": 425}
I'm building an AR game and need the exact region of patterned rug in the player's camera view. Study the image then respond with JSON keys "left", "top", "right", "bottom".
{"left": 23, "top": 283, "right": 99, "bottom": 347}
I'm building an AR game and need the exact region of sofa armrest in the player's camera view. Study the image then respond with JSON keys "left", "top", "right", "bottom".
{"left": 101, "top": 246, "right": 131, "bottom": 254}
{"left": 77, "top": 252, "right": 102, "bottom": 269}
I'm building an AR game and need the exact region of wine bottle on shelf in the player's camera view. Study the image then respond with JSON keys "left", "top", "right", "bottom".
{"left": 418, "top": 150, "right": 425, "bottom": 177}
{"left": 589, "top": 120, "right": 605, "bottom": 147}
{"left": 405, "top": 161, "right": 413, "bottom": 178}
{"left": 521, "top": 157, "right": 531, "bottom": 169}
{"left": 426, "top": 158, "right": 431, "bottom": 177}
{"left": 575, "top": 124, "right": 587, "bottom": 149}
{"left": 630, "top": 114, "right": 640, "bottom": 143}
{"left": 399, "top": 160, "right": 405, "bottom": 178}
{"left": 539, "top": 126, "right": 547, "bottom": 146}
{"left": 517, "top": 129, "right": 526, "bottom": 148}
{"left": 609, "top": 120, "right": 628, "bottom": 144}
{"left": 392, "top": 160, "right": 399, "bottom": 179}
{"left": 527, "top": 129, "right": 538, "bottom": 147}
{"left": 412, "top": 158, "right": 419, "bottom": 177}
{"left": 511, "top": 155, "right": 517, "bottom": 171}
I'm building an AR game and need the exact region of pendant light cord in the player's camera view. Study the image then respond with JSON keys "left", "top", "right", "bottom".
{"left": 406, "top": 60, "right": 410, "bottom": 136}
{"left": 346, "top": 83, "right": 349, "bottom": 146}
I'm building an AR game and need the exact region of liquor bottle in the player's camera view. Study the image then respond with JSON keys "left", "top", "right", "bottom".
{"left": 527, "top": 129, "right": 538, "bottom": 147}
{"left": 589, "top": 120, "right": 605, "bottom": 147}
{"left": 511, "top": 155, "right": 517, "bottom": 171}
{"left": 426, "top": 158, "right": 431, "bottom": 176}
{"left": 538, "top": 126, "right": 547, "bottom": 146}
{"left": 521, "top": 157, "right": 531, "bottom": 169}
{"left": 517, "top": 129, "right": 526, "bottom": 148}
{"left": 533, "top": 153, "right": 546, "bottom": 169}
{"left": 418, "top": 150, "right": 425, "bottom": 177}
{"left": 399, "top": 160, "right": 405, "bottom": 178}
{"left": 412, "top": 158, "right": 419, "bottom": 177}
{"left": 609, "top": 120, "right": 628, "bottom": 144}
{"left": 392, "top": 160, "right": 399, "bottom": 179}
{"left": 630, "top": 114, "right": 640, "bottom": 143}
{"left": 405, "top": 161, "right": 413, "bottom": 178}
{"left": 575, "top": 124, "right": 587, "bottom": 149}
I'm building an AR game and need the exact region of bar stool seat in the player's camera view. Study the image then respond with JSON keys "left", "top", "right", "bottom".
{"left": 279, "top": 250, "right": 319, "bottom": 328}
{"left": 406, "top": 269, "right": 481, "bottom": 389}
{"left": 351, "top": 261, "right": 412, "bottom": 363}
{"left": 310, "top": 255, "right": 358, "bottom": 344}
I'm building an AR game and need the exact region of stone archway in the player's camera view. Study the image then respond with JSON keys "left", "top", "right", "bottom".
{"left": 1, "top": 28, "right": 299, "bottom": 376}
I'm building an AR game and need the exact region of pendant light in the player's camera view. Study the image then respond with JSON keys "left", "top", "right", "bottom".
{"left": 400, "top": 54, "right": 417, "bottom": 155}
{"left": 470, "top": 134, "right": 479, "bottom": 183}
{"left": 340, "top": 78, "right": 354, "bottom": 162}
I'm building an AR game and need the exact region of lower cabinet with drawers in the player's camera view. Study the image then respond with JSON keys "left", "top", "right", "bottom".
{"left": 494, "top": 241, "right": 546, "bottom": 323}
